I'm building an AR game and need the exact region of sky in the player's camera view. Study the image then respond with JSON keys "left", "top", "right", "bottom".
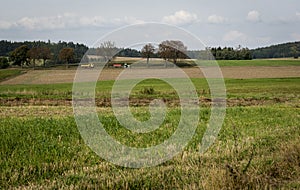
{"left": 0, "top": 0, "right": 300, "bottom": 49}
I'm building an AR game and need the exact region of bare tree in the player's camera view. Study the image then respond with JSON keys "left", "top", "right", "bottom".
{"left": 141, "top": 43, "right": 155, "bottom": 67}
{"left": 96, "top": 41, "right": 118, "bottom": 66}
{"left": 158, "top": 40, "right": 187, "bottom": 67}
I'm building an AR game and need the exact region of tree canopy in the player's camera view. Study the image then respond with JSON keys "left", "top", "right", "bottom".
{"left": 0, "top": 40, "right": 87, "bottom": 65}
{"left": 9, "top": 45, "right": 30, "bottom": 68}
{"left": 158, "top": 40, "right": 187, "bottom": 65}
{"left": 59, "top": 48, "right": 75, "bottom": 68}
{"left": 251, "top": 41, "right": 300, "bottom": 59}
{"left": 141, "top": 43, "right": 155, "bottom": 67}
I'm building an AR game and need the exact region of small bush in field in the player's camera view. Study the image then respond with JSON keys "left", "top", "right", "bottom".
{"left": 0, "top": 57, "right": 9, "bottom": 69}
{"left": 140, "top": 87, "right": 155, "bottom": 95}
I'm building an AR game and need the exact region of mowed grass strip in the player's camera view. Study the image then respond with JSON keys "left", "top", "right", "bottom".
{"left": 0, "top": 78, "right": 299, "bottom": 107}
{"left": 0, "top": 69, "right": 24, "bottom": 82}
{"left": 0, "top": 106, "right": 299, "bottom": 189}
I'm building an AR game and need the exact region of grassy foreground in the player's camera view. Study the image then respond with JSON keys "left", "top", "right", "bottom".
{"left": 0, "top": 77, "right": 299, "bottom": 189}
{"left": 0, "top": 106, "right": 299, "bottom": 189}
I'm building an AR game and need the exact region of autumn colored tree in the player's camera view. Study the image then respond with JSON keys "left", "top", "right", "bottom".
{"left": 59, "top": 48, "right": 74, "bottom": 68}
{"left": 28, "top": 47, "right": 39, "bottom": 69}
{"left": 158, "top": 42, "right": 170, "bottom": 67}
{"left": 28, "top": 47, "right": 52, "bottom": 69}
{"left": 39, "top": 47, "right": 52, "bottom": 67}
{"left": 141, "top": 43, "right": 155, "bottom": 67}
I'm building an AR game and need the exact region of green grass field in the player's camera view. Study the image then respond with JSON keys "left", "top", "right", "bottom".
{"left": 1, "top": 106, "right": 299, "bottom": 189}
{"left": 112, "top": 58, "right": 300, "bottom": 67}
{"left": 216, "top": 59, "right": 300, "bottom": 66}
{"left": 0, "top": 63, "right": 300, "bottom": 189}
{"left": 0, "top": 78, "right": 299, "bottom": 105}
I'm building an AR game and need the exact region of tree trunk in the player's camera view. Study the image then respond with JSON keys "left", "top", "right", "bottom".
{"left": 173, "top": 59, "right": 177, "bottom": 67}
{"left": 66, "top": 61, "right": 68, "bottom": 69}
{"left": 147, "top": 57, "right": 149, "bottom": 68}
{"left": 43, "top": 59, "right": 46, "bottom": 68}
{"left": 33, "top": 59, "right": 35, "bottom": 70}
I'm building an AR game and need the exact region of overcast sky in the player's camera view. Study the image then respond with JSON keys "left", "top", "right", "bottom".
{"left": 0, "top": 0, "right": 299, "bottom": 49}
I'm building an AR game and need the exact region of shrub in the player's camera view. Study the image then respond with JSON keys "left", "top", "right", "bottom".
{"left": 140, "top": 87, "right": 155, "bottom": 95}
{"left": 0, "top": 57, "right": 9, "bottom": 69}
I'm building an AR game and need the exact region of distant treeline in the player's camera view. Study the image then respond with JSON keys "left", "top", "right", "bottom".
{"left": 88, "top": 47, "right": 142, "bottom": 58}
{"left": 0, "top": 40, "right": 253, "bottom": 62}
{"left": 90, "top": 46, "right": 253, "bottom": 60}
{"left": 187, "top": 46, "right": 252, "bottom": 60}
{"left": 1, "top": 40, "right": 299, "bottom": 65}
{"left": 0, "top": 40, "right": 88, "bottom": 64}
{"left": 252, "top": 41, "right": 300, "bottom": 59}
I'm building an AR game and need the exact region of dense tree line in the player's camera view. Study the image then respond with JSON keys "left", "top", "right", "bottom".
{"left": 117, "top": 48, "right": 142, "bottom": 57}
{"left": 88, "top": 47, "right": 142, "bottom": 58}
{"left": 0, "top": 40, "right": 88, "bottom": 65}
{"left": 252, "top": 41, "right": 300, "bottom": 59}
{"left": 187, "top": 46, "right": 252, "bottom": 60}
{"left": 98, "top": 44, "right": 251, "bottom": 60}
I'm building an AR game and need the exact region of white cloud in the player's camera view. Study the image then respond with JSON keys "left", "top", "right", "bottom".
{"left": 162, "top": 10, "right": 198, "bottom": 26}
{"left": 223, "top": 30, "right": 247, "bottom": 42}
{"left": 17, "top": 16, "right": 66, "bottom": 30}
{"left": 2, "top": 14, "right": 144, "bottom": 30}
{"left": 112, "top": 16, "right": 144, "bottom": 26}
{"left": 0, "top": 20, "right": 14, "bottom": 30}
{"left": 291, "top": 33, "right": 300, "bottom": 41}
{"left": 79, "top": 16, "right": 106, "bottom": 27}
{"left": 247, "top": 10, "right": 261, "bottom": 22}
{"left": 207, "top": 14, "right": 227, "bottom": 24}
